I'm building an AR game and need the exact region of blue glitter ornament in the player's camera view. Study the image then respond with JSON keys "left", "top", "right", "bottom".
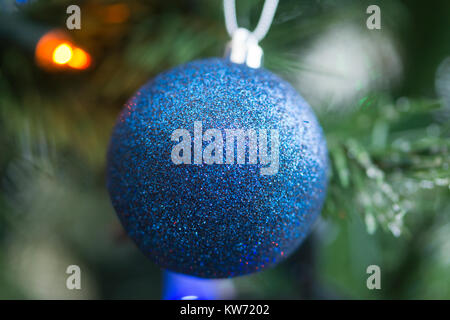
{"left": 107, "top": 58, "right": 328, "bottom": 278}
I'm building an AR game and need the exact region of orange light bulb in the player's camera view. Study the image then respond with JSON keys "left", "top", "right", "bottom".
{"left": 35, "top": 30, "right": 92, "bottom": 71}
{"left": 52, "top": 43, "right": 73, "bottom": 64}
{"left": 68, "top": 47, "right": 91, "bottom": 70}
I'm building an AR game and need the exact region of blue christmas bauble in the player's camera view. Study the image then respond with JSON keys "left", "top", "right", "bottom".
{"left": 107, "top": 58, "right": 328, "bottom": 278}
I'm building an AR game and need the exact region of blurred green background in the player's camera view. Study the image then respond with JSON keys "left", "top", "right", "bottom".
{"left": 0, "top": 0, "right": 449, "bottom": 299}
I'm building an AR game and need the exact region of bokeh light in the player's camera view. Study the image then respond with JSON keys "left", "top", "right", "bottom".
{"left": 52, "top": 44, "right": 73, "bottom": 65}
{"left": 67, "top": 47, "right": 91, "bottom": 69}
{"left": 35, "top": 30, "right": 91, "bottom": 71}
{"left": 296, "top": 23, "right": 402, "bottom": 111}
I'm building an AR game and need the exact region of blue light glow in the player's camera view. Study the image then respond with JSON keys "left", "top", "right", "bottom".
{"left": 162, "top": 271, "right": 222, "bottom": 300}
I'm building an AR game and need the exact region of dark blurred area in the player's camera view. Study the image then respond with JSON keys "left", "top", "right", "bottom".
{"left": 0, "top": 0, "right": 449, "bottom": 299}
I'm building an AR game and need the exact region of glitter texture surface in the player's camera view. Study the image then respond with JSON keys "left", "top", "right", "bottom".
{"left": 107, "top": 58, "right": 328, "bottom": 278}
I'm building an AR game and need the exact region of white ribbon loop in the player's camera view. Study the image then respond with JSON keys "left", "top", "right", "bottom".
{"left": 223, "top": 0, "right": 278, "bottom": 68}
{"left": 226, "top": 28, "right": 263, "bottom": 69}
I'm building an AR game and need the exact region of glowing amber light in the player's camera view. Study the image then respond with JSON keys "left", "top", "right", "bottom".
{"left": 35, "top": 30, "right": 92, "bottom": 71}
{"left": 67, "top": 47, "right": 91, "bottom": 69}
{"left": 52, "top": 43, "right": 73, "bottom": 64}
